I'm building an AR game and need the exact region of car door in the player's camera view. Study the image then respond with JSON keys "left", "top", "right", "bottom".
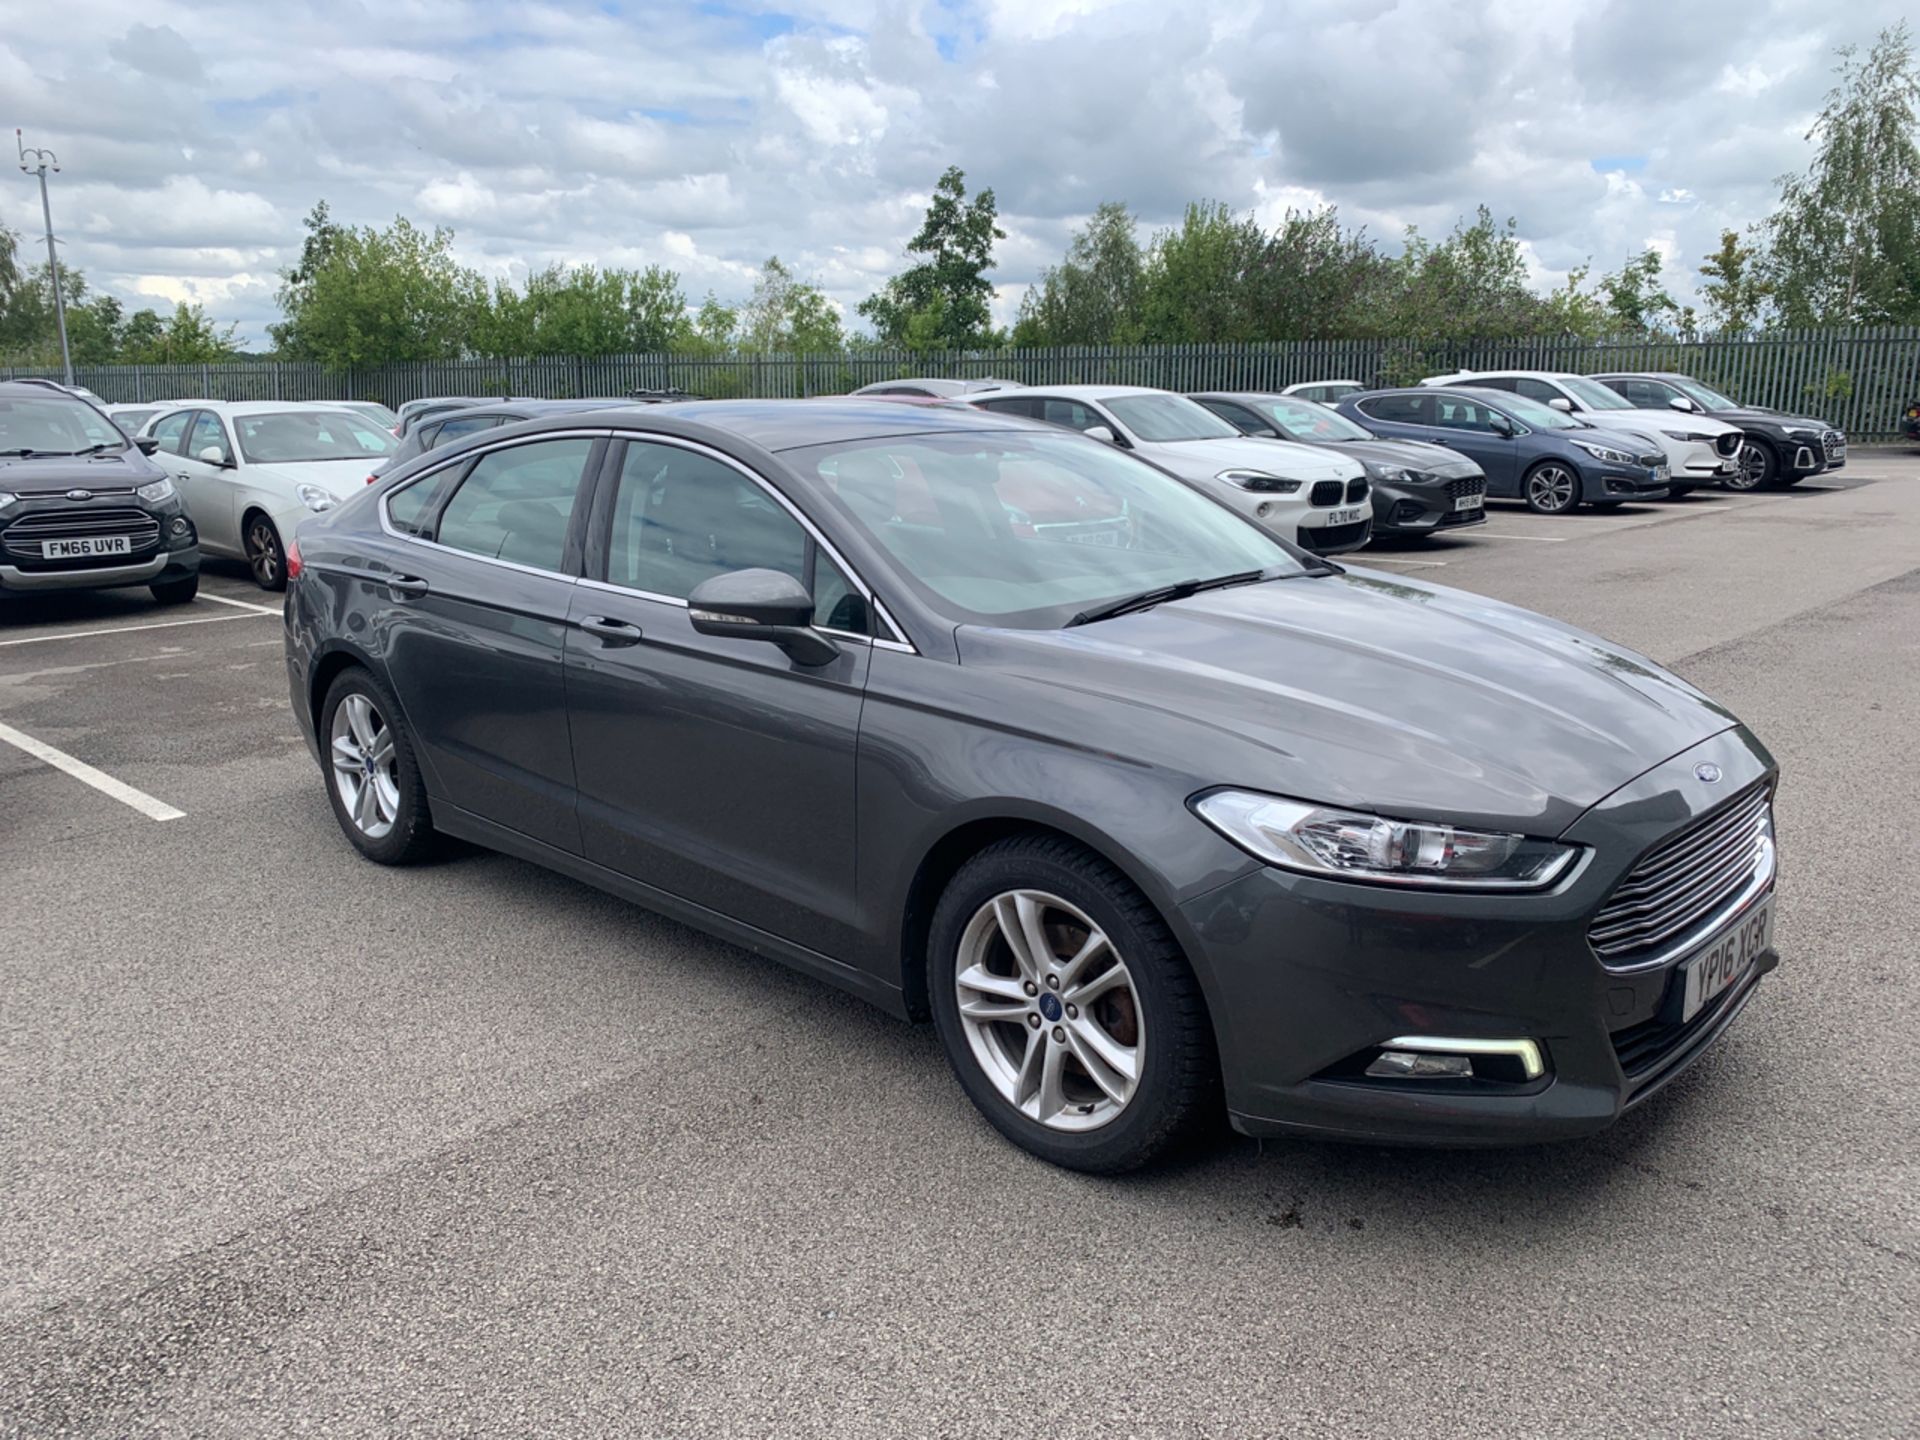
{"left": 1426, "top": 395, "right": 1520, "bottom": 492}
{"left": 158, "top": 410, "right": 238, "bottom": 555}
{"left": 376, "top": 433, "right": 603, "bottom": 853}
{"left": 563, "top": 436, "right": 873, "bottom": 957}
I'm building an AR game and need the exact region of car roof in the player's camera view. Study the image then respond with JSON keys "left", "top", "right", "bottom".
{"left": 1281, "top": 380, "right": 1361, "bottom": 389}
{"left": 457, "top": 397, "right": 1051, "bottom": 454}
{"left": 1590, "top": 371, "right": 1688, "bottom": 381}
{"left": 961, "top": 383, "right": 1174, "bottom": 403}
{"left": 1425, "top": 369, "right": 1591, "bottom": 383}
{"left": 852, "top": 377, "right": 1010, "bottom": 395}
{"left": 431, "top": 397, "right": 635, "bottom": 416}
{"left": 168, "top": 400, "right": 372, "bottom": 415}
{"left": 1358, "top": 385, "right": 1517, "bottom": 403}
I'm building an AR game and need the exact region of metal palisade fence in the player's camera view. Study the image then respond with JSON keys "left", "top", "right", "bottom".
{"left": 7, "top": 326, "right": 1920, "bottom": 439}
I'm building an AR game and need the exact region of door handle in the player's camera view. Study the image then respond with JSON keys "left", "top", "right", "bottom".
{"left": 578, "top": 615, "right": 643, "bottom": 646}
{"left": 387, "top": 575, "right": 430, "bottom": 599}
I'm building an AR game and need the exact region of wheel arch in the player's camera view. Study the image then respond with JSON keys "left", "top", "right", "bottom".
{"left": 306, "top": 639, "right": 380, "bottom": 740}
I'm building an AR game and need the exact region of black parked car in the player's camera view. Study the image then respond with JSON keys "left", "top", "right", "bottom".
{"left": 1191, "top": 390, "right": 1488, "bottom": 540}
{"left": 1592, "top": 373, "right": 1845, "bottom": 490}
{"left": 1902, "top": 399, "right": 1919, "bottom": 444}
{"left": 1337, "top": 388, "right": 1671, "bottom": 514}
{"left": 286, "top": 400, "right": 1779, "bottom": 1172}
{"left": 0, "top": 381, "right": 199, "bottom": 606}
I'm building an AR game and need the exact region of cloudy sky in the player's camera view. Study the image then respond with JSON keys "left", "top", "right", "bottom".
{"left": 4, "top": 0, "right": 1909, "bottom": 349}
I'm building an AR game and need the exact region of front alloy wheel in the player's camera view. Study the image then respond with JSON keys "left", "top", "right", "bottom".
{"left": 954, "top": 889, "right": 1143, "bottom": 1132}
{"left": 330, "top": 693, "right": 399, "bottom": 840}
{"left": 1524, "top": 463, "right": 1579, "bottom": 514}
{"left": 1729, "top": 440, "right": 1775, "bottom": 491}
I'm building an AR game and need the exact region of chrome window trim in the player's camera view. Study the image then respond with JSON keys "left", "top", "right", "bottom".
{"left": 590, "top": 431, "right": 920, "bottom": 655}
{"left": 376, "top": 428, "right": 612, "bottom": 582}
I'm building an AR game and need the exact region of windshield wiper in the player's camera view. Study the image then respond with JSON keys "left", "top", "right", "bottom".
{"left": 1067, "top": 568, "right": 1280, "bottom": 628}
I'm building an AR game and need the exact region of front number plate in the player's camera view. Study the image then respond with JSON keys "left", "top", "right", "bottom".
{"left": 44, "top": 536, "right": 132, "bottom": 559}
{"left": 1324, "top": 506, "right": 1366, "bottom": 526}
{"left": 1453, "top": 492, "right": 1485, "bottom": 513}
{"left": 1680, "top": 894, "right": 1773, "bottom": 1023}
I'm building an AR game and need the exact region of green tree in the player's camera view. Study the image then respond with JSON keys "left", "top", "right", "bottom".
{"left": 739, "top": 257, "right": 843, "bottom": 352}
{"left": 1365, "top": 206, "right": 1544, "bottom": 341}
{"left": 473, "top": 263, "right": 689, "bottom": 356}
{"left": 119, "top": 302, "right": 240, "bottom": 364}
{"left": 859, "top": 166, "right": 1005, "bottom": 348}
{"left": 1597, "top": 248, "right": 1689, "bottom": 334}
{"left": 1697, "top": 230, "right": 1774, "bottom": 332}
{"left": 274, "top": 215, "right": 485, "bottom": 368}
{"left": 1536, "top": 264, "right": 1613, "bottom": 338}
{"left": 1138, "top": 202, "right": 1270, "bottom": 342}
{"left": 1766, "top": 22, "right": 1920, "bottom": 324}
{"left": 1246, "top": 208, "right": 1387, "bottom": 340}
{"left": 1013, "top": 202, "right": 1145, "bottom": 346}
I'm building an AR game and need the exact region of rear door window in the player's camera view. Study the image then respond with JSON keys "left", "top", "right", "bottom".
{"left": 187, "top": 412, "right": 234, "bottom": 464}
{"left": 1357, "top": 393, "right": 1431, "bottom": 425}
{"left": 150, "top": 411, "right": 193, "bottom": 456}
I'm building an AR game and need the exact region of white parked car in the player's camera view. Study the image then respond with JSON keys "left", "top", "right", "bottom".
{"left": 1420, "top": 370, "right": 1744, "bottom": 494}
{"left": 967, "top": 385, "right": 1373, "bottom": 554}
{"left": 104, "top": 404, "right": 164, "bottom": 437}
{"left": 1280, "top": 380, "right": 1365, "bottom": 404}
{"left": 139, "top": 401, "right": 398, "bottom": 589}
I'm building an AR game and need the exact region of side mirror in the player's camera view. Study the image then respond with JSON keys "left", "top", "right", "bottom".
{"left": 1548, "top": 396, "right": 1574, "bottom": 412}
{"left": 1668, "top": 396, "right": 1696, "bottom": 412}
{"left": 1489, "top": 414, "right": 1516, "bottom": 437}
{"left": 688, "top": 568, "right": 840, "bottom": 667}
{"left": 197, "top": 445, "right": 232, "bottom": 467}
{"left": 133, "top": 435, "right": 160, "bottom": 456}
{"left": 1083, "top": 424, "right": 1119, "bottom": 446}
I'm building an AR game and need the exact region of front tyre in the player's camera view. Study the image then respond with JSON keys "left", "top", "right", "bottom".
{"left": 321, "top": 668, "right": 438, "bottom": 865}
{"left": 149, "top": 574, "right": 199, "bottom": 605}
{"left": 928, "top": 836, "right": 1218, "bottom": 1173}
{"left": 244, "top": 512, "right": 288, "bottom": 591}
{"left": 1522, "top": 461, "right": 1581, "bottom": 514}
{"left": 1729, "top": 439, "right": 1778, "bottom": 492}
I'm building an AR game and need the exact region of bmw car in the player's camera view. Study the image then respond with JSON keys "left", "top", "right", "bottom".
{"left": 285, "top": 400, "right": 1780, "bottom": 1172}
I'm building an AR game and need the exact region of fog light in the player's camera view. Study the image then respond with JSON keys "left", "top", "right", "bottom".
{"left": 169, "top": 518, "right": 190, "bottom": 535}
{"left": 1366, "top": 1050, "right": 1473, "bottom": 1080}
{"left": 1255, "top": 502, "right": 1273, "bottom": 518}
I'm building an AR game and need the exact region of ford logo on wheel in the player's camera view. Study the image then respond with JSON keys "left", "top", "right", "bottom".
{"left": 1695, "top": 763, "right": 1723, "bottom": 783}
{"left": 66, "top": 489, "right": 94, "bottom": 502}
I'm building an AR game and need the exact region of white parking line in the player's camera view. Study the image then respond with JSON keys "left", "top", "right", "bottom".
{"left": 0, "top": 719, "right": 185, "bottom": 821}
{"left": 1362, "top": 556, "right": 1448, "bottom": 568}
{"left": 1476, "top": 532, "right": 1569, "bottom": 542}
{"left": 0, "top": 611, "right": 271, "bottom": 649}
{"left": 197, "top": 592, "right": 283, "bottom": 615}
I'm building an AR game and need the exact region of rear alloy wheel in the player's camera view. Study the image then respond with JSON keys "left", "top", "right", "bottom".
{"left": 1523, "top": 462, "right": 1580, "bottom": 514}
{"left": 1729, "top": 439, "right": 1777, "bottom": 492}
{"left": 321, "top": 669, "right": 437, "bottom": 864}
{"left": 929, "top": 836, "right": 1217, "bottom": 1172}
{"left": 244, "top": 513, "right": 287, "bottom": 591}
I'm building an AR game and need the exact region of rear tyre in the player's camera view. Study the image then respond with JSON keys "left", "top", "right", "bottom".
{"left": 928, "top": 835, "right": 1219, "bottom": 1173}
{"left": 150, "top": 574, "right": 199, "bottom": 605}
{"left": 320, "top": 667, "right": 438, "bottom": 865}
{"left": 244, "top": 512, "right": 288, "bottom": 591}
{"left": 1522, "top": 461, "right": 1581, "bottom": 514}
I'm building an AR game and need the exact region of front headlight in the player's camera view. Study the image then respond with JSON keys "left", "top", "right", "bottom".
{"left": 1660, "top": 430, "right": 1713, "bottom": 444}
{"left": 0, "top": 491, "right": 15, "bottom": 508}
{"left": 1216, "top": 470, "right": 1301, "bottom": 494}
{"left": 1372, "top": 466, "right": 1411, "bottom": 485}
{"left": 135, "top": 477, "right": 176, "bottom": 504}
{"left": 1192, "top": 790, "right": 1580, "bottom": 890}
{"left": 1572, "top": 440, "right": 1636, "bottom": 465}
{"left": 296, "top": 483, "right": 338, "bottom": 513}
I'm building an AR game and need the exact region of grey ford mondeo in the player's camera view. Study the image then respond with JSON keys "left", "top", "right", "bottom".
{"left": 284, "top": 400, "right": 1779, "bottom": 1173}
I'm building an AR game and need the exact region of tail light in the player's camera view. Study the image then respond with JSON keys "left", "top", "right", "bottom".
{"left": 285, "top": 537, "right": 303, "bottom": 581}
{"left": 366, "top": 473, "right": 380, "bottom": 486}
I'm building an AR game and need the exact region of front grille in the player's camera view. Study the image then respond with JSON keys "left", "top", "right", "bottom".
{"left": 1345, "top": 477, "right": 1369, "bottom": 505}
{"left": 1588, "top": 782, "right": 1773, "bottom": 964}
{"left": 1610, "top": 969, "right": 1756, "bottom": 1080}
{"left": 1445, "top": 477, "right": 1486, "bottom": 502}
{"left": 1637, "top": 452, "right": 1663, "bottom": 469}
{"left": 1715, "top": 432, "right": 1742, "bottom": 457}
{"left": 1309, "top": 480, "right": 1344, "bottom": 507}
{"left": 2, "top": 507, "right": 163, "bottom": 569}
{"left": 1822, "top": 430, "right": 1845, "bottom": 460}
{"left": 1298, "top": 518, "right": 1369, "bottom": 554}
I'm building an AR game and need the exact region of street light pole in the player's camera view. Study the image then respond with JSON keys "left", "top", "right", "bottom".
{"left": 17, "top": 130, "right": 74, "bottom": 387}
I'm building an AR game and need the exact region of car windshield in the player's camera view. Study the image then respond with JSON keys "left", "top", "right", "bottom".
{"left": 1673, "top": 377, "right": 1741, "bottom": 410}
{"left": 792, "top": 430, "right": 1306, "bottom": 628}
{"left": 0, "top": 393, "right": 128, "bottom": 454}
{"left": 1250, "top": 397, "right": 1372, "bottom": 442}
{"left": 1492, "top": 392, "right": 1582, "bottom": 430}
{"left": 233, "top": 411, "right": 398, "bottom": 464}
{"left": 345, "top": 401, "right": 400, "bottom": 428}
{"left": 1559, "top": 376, "right": 1633, "bottom": 411}
{"left": 1103, "top": 394, "right": 1241, "bottom": 442}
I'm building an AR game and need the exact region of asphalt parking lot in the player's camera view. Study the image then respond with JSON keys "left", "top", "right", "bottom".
{"left": 4, "top": 460, "right": 1918, "bottom": 1438}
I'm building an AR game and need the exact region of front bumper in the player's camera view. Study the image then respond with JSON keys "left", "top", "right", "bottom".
{"left": 1296, "top": 514, "right": 1373, "bottom": 554}
{"left": 1180, "top": 727, "right": 1778, "bottom": 1146}
{"left": 1370, "top": 476, "right": 1488, "bottom": 536}
{"left": 1585, "top": 463, "right": 1670, "bottom": 502}
{"left": 0, "top": 542, "right": 198, "bottom": 595}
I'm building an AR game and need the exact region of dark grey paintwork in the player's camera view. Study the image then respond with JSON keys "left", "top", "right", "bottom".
{"left": 285, "top": 399, "right": 1778, "bottom": 1144}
